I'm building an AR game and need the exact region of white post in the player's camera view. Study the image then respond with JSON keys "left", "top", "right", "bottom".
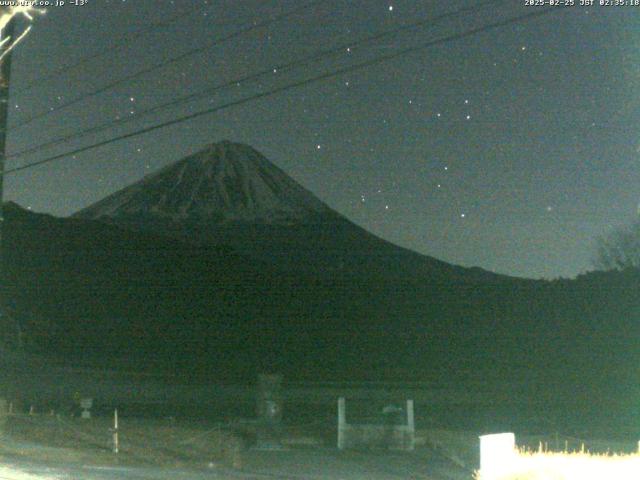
{"left": 479, "top": 433, "right": 516, "bottom": 479}
{"left": 406, "top": 399, "right": 415, "bottom": 451}
{"left": 337, "top": 397, "right": 346, "bottom": 450}
{"left": 113, "top": 409, "right": 119, "bottom": 454}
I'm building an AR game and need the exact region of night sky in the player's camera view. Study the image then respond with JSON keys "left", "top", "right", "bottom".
{"left": 3, "top": 0, "right": 639, "bottom": 279}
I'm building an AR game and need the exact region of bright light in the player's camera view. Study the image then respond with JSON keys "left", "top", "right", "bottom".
{"left": 0, "top": 464, "right": 58, "bottom": 479}
{"left": 477, "top": 450, "right": 640, "bottom": 480}
{"left": 477, "top": 433, "right": 640, "bottom": 480}
{"left": 0, "top": 6, "right": 45, "bottom": 66}
{"left": 479, "top": 433, "right": 517, "bottom": 479}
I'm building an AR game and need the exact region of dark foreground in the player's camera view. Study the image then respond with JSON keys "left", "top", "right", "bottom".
{"left": 0, "top": 441, "right": 470, "bottom": 480}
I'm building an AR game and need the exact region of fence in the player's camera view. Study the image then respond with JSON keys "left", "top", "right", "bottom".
{"left": 337, "top": 397, "right": 415, "bottom": 451}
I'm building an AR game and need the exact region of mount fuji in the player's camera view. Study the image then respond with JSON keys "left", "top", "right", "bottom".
{"left": 1, "top": 142, "right": 636, "bottom": 403}
{"left": 1, "top": 145, "right": 636, "bottom": 436}
{"left": 74, "top": 140, "right": 498, "bottom": 282}
{"left": 75, "top": 141, "right": 333, "bottom": 225}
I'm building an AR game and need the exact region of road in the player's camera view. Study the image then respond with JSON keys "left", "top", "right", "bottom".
{"left": 0, "top": 447, "right": 472, "bottom": 480}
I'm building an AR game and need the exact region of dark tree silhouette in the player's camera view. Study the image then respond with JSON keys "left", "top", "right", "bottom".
{"left": 594, "top": 220, "right": 640, "bottom": 271}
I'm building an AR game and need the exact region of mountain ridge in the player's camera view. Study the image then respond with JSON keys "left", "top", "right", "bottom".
{"left": 74, "top": 141, "right": 334, "bottom": 225}
{"left": 73, "top": 140, "right": 512, "bottom": 283}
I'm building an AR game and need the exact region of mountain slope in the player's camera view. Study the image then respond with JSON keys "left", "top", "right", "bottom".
{"left": 75, "top": 141, "right": 332, "bottom": 224}
{"left": 74, "top": 141, "right": 505, "bottom": 283}
{"left": 2, "top": 133, "right": 638, "bottom": 436}
{"left": 7, "top": 142, "right": 637, "bottom": 391}
{"left": 2, "top": 201, "right": 529, "bottom": 379}
{"left": 2, "top": 200, "right": 640, "bottom": 435}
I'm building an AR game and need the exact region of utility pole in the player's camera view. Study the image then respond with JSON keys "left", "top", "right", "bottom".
{"left": 0, "top": 18, "right": 15, "bottom": 344}
{"left": 0, "top": 19, "right": 15, "bottom": 252}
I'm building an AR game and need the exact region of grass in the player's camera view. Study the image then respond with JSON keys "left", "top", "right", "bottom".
{"left": 417, "top": 428, "right": 479, "bottom": 469}
{"left": 3, "top": 409, "right": 637, "bottom": 480}
{"left": 1, "top": 413, "right": 244, "bottom": 469}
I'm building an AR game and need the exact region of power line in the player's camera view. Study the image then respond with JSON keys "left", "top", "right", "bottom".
{"left": 7, "top": 0, "right": 506, "bottom": 160}
{"left": 3, "top": 6, "right": 567, "bottom": 178}
{"left": 7, "top": 0, "right": 326, "bottom": 132}
{"left": 13, "top": 4, "right": 210, "bottom": 95}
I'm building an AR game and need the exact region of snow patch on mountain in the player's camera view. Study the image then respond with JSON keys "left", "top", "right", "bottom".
{"left": 75, "top": 141, "right": 334, "bottom": 224}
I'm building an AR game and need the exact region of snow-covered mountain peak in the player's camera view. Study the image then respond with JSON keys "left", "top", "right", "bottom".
{"left": 74, "top": 141, "right": 333, "bottom": 224}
